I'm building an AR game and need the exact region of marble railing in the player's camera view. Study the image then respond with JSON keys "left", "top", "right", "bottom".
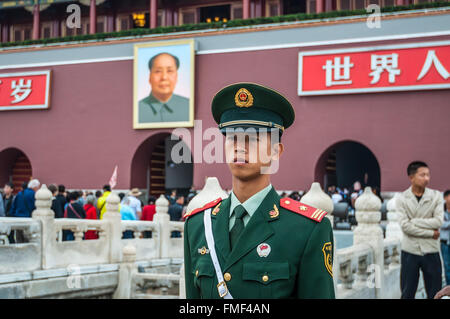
{"left": 333, "top": 187, "right": 403, "bottom": 299}
{"left": 0, "top": 180, "right": 421, "bottom": 299}
{"left": 0, "top": 185, "right": 184, "bottom": 274}
{"left": 0, "top": 217, "right": 42, "bottom": 273}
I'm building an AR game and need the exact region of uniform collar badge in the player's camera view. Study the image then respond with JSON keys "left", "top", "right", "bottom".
{"left": 212, "top": 202, "right": 221, "bottom": 216}
{"left": 257, "top": 243, "right": 271, "bottom": 257}
{"left": 269, "top": 204, "right": 279, "bottom": 218}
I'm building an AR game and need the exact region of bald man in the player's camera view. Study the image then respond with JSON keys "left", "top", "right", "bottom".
{"left": 138, "top": 52, "right": 189, "bottom": 123}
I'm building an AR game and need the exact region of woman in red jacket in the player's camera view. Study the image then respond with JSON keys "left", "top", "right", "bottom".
{"left": 141, "top": 196, "right": 157, "bottom": 221}
{"left": 141, "top": 196, "right": 156, "bottom": 238}
{"left": 84, "top": 194, "right": 99, "bottom": 240}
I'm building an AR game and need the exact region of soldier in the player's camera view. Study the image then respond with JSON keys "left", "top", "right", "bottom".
{"left": 183, "top": 83, "right": 335, "bottom": 299}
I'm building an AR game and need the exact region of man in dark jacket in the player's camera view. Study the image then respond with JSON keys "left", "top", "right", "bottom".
{"left": 0, "top": 193, "right": 4, "bottom": 217}
{"left": 48, "top": 184, "right": 64, "bottom": 218}
{"left": 2, "top": 182, "right": 15, "bottom": 217}
{"left": 9, "top": 180, "right": 40, "bottom": 243}
{"left": 169, "top": 196, "right": 184, "bottom": 237}
{"left": 11, "top": 179, "right": 40, "bottom": 218}
{"left": 55, "top": 184, "right": 67, "bottom": 214}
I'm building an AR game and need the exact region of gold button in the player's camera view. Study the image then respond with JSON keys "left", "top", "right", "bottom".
{"left": 285, "top": 200, "right": 290, "bottom": 205}
{"left": 195, "top": 270, "right": 199, "bottom": 277}
{"left": 262, "top": 275, "right": 269, "bottom": 282}
{"left": 224, "top": 272, "right": 232, "bottom": 282}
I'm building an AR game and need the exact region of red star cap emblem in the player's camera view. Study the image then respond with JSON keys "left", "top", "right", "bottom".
{"left": 239, "top": 92, "right": 248, "bottom": 101}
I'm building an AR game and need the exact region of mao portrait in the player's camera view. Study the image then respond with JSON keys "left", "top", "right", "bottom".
{"left": 133, "top": 40, "right": 194, "bottom": 129}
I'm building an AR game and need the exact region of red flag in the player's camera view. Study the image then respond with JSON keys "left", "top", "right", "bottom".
{"left": 109, "top": 165, "right": 118, "bottom": 189}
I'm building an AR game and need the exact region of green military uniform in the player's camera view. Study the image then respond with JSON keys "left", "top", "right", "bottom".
{"left": 183, "top": 83, "right": 335, "bottom": 299}
{"left": 138, "top": 93, "right": 189, "bottom": 123}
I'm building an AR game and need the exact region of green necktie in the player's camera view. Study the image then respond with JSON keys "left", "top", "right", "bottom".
{"left": 230, "top": 205, "right": 247, "bottom": 250}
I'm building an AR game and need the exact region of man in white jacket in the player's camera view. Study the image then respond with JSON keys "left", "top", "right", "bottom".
{"left": 397, "top": 161, "right": 443, "bottom": 299}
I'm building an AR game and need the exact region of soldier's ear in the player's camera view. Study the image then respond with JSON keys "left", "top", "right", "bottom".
{"left": 271, "top": 142, "right": 284, "bottom": 160}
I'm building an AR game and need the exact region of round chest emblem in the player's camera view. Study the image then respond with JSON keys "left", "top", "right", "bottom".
{"left": 257, "top": 243, "right": 271, "bottom": 258}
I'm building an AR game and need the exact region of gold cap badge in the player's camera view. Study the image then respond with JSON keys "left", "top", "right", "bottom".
{"left": 235, "top": 88, "right": 254, "bottom": 108}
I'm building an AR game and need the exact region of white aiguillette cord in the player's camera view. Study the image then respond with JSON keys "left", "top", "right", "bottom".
{"left": 203, "top": 208, "right": 233, "bottom": 299}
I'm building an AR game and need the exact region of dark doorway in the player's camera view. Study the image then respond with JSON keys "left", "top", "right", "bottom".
{"left": 148, "top": 136, "right": 194, "bottom": 197}
{"left": 200, "top": 5, "right": 231, "bottom": 23}
{"left": 130, "top": 133, "right": 193, "bottom": 200}
{"left": 315, "top": 141, "right": 381, "bottom": 191}
{"left": 0, "top": 148, "right": 32, "bottom": 194}
{"left": 149, "top": 139, "right": 166, "bottom": 198}
{"left": 165, "top": 136, "right": 193, "bottom": 197}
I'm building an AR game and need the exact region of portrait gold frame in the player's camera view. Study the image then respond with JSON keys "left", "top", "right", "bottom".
{"left": 133, "top": 39, "right": 195, "bottom": 129}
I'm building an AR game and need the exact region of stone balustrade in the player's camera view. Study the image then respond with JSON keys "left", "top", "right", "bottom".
{"left": 333, "top": 187, "right": 403, "bottom": 299}
{"left": 0, "top": 217, "right": 41, "bottom": 245}
{"left": 0, "top": 217, "right": 42, "bottom": 274}
{"left": 0, "top": 181, "right": 428, "bottom": 299}
{"left": 0, "top": 184, "right": 185, "bottom": 274}
{"left": 54, "top": 219, "right": 108, "bottom": 242}
{"left": 336, "top": 243, "right": 373, "bottom": 292}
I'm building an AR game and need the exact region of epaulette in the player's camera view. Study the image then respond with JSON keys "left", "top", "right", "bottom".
{"left": 279, "top": 198, "right": 328, "bottom": 222}
{"left": 183, "top": 197, "right": 222, "bottom": 219}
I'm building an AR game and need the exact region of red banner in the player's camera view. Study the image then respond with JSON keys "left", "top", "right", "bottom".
{"left": 298, "top": 41, "right": 450, "bottom": 95}
{"left": 0, "top": 70, "right": 51, "bottom": 110}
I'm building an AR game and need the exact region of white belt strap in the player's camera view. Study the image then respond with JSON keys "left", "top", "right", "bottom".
{"left": 203, "top": 208, "right": 233, "bottom": 299}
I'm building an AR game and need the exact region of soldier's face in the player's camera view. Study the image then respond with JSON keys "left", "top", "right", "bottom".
{"left": 149, "top": 54, "right": 178, "bottom": 101}
{"left": 225, "top": 130, "right": 283, "bottom": 180}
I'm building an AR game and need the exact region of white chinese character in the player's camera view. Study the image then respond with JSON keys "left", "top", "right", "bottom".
{"left": 369, "top": 53, "right": 401, "bottom": 84}
{"left": 11, "top": 79, "right": 32, "bottom": 104}
{"left": 417, "top": 50, "right": 449, "bottom": 81}
{"left": 322, "top": 56, "right": 354, "bottom": 87}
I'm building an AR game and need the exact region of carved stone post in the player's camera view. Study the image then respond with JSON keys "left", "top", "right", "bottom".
{"left": 385, "top": 193, "right": 403, "bottom": 241}
{"left": 113, "top": 244, "right": 137, "bottom": 299}
{"left": 153, "top": 194, "right": 170, "bottom": 258}
{"left": 103, "top": 192, "right": 122, "bottom": 263}
{"left": 185, "top": 177, "right": 228, "bottom": 214}
{"left": 300, "top": 182, "right": 337, "bottom": 292}
{"left": 353, "top": 187, "right": 384, "bottom": 298}
{"left": 32, "top": 184, "right": 55, "bottom": 269}
{"left": 300, "top": 182, "right": 334, "bottom": 224}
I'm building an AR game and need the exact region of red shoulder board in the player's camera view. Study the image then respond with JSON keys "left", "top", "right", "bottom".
{"left": 279, "top": 198, "right": 328, "bottom": 222}
{"left": 183, "top": 198, "right": 222, "bottom": 219}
